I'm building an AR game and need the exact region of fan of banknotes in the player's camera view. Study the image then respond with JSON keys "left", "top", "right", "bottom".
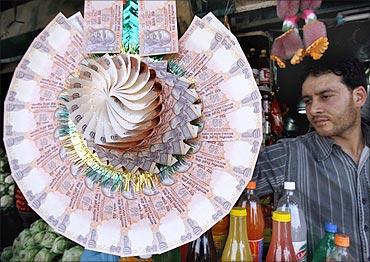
{"left": 3, "top": 1, "right": 262, "bottom": 257}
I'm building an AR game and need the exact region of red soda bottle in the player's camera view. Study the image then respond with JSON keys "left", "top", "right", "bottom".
{"left": 266, "top": 211, "right": 297, "bottom": 262}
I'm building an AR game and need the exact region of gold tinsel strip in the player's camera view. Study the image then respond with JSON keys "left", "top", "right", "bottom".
{"left": 57, "top": 114, "right": 157, "bottom": 193}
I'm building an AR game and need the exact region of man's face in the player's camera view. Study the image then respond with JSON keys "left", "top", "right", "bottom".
{"left": 302, "top": 73, "right": 359, "bottom": 137}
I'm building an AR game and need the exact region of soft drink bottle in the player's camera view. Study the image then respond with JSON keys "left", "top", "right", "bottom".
{"left": 326, "top": 234, "right": 354, "bottom": 261}
{"left": 238, "top": 181, "right": 265, "bottom": 262}
{"left": 211, "top": 215, "right": 229, "bottom": 260}
{"left": 312, "top": 222, "right": 337, "bottom": 262}
{"left": 266, "top": 211, "right": 297, "bottom": 262}
{"left": 187, "top": 229, "right": 217, "bottom": 262}
{"left": 277, "top": 182, "right": 307, "bottom": 261}
{"left": 222, "top": 207, "right": 253, "bottom": 262}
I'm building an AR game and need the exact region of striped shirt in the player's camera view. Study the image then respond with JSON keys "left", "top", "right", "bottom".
{"left": 252, "top": 124, "right": 370, "bottom": 261}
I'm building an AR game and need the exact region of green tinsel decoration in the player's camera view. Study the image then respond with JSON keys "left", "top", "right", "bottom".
{"left": 122, "top": 0, "right": 139, "bottom": 54}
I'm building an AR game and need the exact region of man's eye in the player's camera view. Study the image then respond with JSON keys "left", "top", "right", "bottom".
{"left": 321, "top": 95, "right": 331, "bottom": 100}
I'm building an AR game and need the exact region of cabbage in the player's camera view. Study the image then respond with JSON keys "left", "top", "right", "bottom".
{"left": 0, "top": 195, "right": 13, "bottom": 208}
{"left": 61, "top": 246, "right": 83, "bottom": 262}
{"left": 0, "top": 174, "right": 5, "bottom": 183}
{"left": 33, "top": 248, "right": 56, "bottom": 262}
{"left": 51, "top": 236, "right": 71, "bottom": 254}
{"left": 4, "top": 175, "right": 14, "bottom": 184}
{"left": 40, "top": 232, "right": 58, "bottom": 249}
{"left": 33, "top": 231, "right": 46, "bottom": 243}
{"left": 30, "top": 219, "right": 48, "bottom": 234}
{"left": 1, "top": 246, "right": 13, "bottom": 262}
{"left": 20, "top": 235, "right": 36, "bottom": 249}
{"left": 18, "top": 247, "right": 38, "bottom": 261}
{"left": 8, "top": 186, "right": 14, "bottom": 197}
{"left": 0, "top": 184, "right": 6, "bottom": 195}
{"left": 18, "top": 229, "right": 31, "bottom": 243}
{"left": 12, "top": 237, "right": 21, "bottom": 256}
{"left": 9, "top": 255, "right": 20, "bottom": 262}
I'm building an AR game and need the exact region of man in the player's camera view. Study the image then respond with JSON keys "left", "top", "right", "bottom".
{"left": 253, "top": 59, "right": 369, "bottom": 260}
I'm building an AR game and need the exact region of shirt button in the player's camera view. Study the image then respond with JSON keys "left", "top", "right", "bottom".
{"left": 365, "top": 225, "right": 369, "bottom": 232}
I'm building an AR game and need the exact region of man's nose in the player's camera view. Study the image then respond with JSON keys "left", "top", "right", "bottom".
{"left": 308, "top": 99, "right": 323, "bottom": 114}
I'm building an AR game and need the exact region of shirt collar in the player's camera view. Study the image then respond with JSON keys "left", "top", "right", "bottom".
{"left": 312, "top": 122, "right": 370, "bottom": 161}
{"left": 312, "top": 132, "right": 335, "bottom": 161}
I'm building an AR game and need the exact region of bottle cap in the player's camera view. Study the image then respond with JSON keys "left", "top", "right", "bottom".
{"left": 284, "top": 181, "right": 295, "bottom": 190}
{"left": 272, "top": 211, "right": 291, "bottom": 222}
{"left": 334, "top": 233, "right": 350, "bottom": 247}
{"left": 250, "top": 47, "right": 256, "bottom": 52}
{"left": 324, "top": 222, "right": 338, "bottom": 233}
{"left": 246, "top": 181, "right": 256, "bottom": 189}
{"left": 261, "top": 49, "right": 267, "bottom": 54}
{"left": 230, "top": 207, "right": 247, "bottom": 217}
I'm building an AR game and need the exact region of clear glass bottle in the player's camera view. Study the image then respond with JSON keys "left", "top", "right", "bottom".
{"left": 187, "top": 229, "right": 217, "bottom": 262}
{"left": 326, "top": 234, "right": 354, "bottom": 261}
{"left": 277, "top": 182, "right": 307, "bottom": 261}
{"left": 222, "top": 207, "right": 253, "bottom": 262}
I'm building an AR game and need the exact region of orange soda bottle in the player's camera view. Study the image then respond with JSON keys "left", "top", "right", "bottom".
{"left": 238, "top": 181, "right": 265, "bottom": 262}
{"left": 266, "top": 211, "right": 297, "bottom": 262}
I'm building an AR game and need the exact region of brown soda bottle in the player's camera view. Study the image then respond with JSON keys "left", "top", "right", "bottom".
{"left": 211, "top": 215, "right": 229, "bottom": 260}
{"left": 187, "top": 229, "right": 217, "bottom": 262}
{"left": 266, "top": 211, "right": 297, "bottom": 262}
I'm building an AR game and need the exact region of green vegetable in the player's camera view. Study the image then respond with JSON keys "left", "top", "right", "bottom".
{"left": 61, "top": 246, "right": 83, "bottom": 262}
{"left": 0, "top": 184, "right": 6, "bottom": 195}
{"left": 30, "top": 219, "right": 48, "bottom": 234}
{"left": 1, "top": 246, "right": 13, "bottom": 262}
{"left": 51, "top": 236, "right": 71, "bottom": 254}
{"left": 0, "top": 195, "right": 13, "bottom": 208}
{"left": 18, "top": 247, "right": 38, "bottom": 261}
{"left": 8, "top": 184, "right": 14, "bottom": 196}
{"left": 18, "top": 229, "right": 31, "bottom": 243}
{"left": 46, "top": 224, "right": 56, "bottom": 233}
{"left": 40, "top": 232, "right": 58, "bottom": 249}
{"left": 9, "top": 255, "right": 20, "bottom": 262}
{"left": 4, "top": 175, "right": 14, "bottom": 184}
{"left": 33, "top": 230, "right": 46, "bottom": 243}
{"left": 21, "top": 235, "right": 36, "bottom": 249}
{"left": 12, "top": 237, "right": 21, "bottom": 256}
{"left": 33, "top": 248, "right": 56, "bottom": 262}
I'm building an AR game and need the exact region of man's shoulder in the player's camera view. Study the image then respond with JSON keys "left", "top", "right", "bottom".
{"left": 275, "top": 132, "right": 316, "bottom": 147}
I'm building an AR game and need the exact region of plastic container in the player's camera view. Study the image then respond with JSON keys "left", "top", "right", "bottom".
{"left": 187, "top": 229, "right": 217, "bottom": 262}
{"left": 211, "top": 215, "right": 229, "bottom": 260}
{"left": 326, "top": 234, "right": 354, "bottom": 261}
{"left": 312, "top": 222, "right": 337, "bottom": 262}
{"left": 222, "top": 207, "right": 253, "bottom": 262}
{"left": 277, "top": 182, "right": 307, "bottom": 261}
{"left": 266, "top": 211, "right": 297, "bottom": 262}
{"left": 238, "top": 181, "right": 265, "bottom": 262}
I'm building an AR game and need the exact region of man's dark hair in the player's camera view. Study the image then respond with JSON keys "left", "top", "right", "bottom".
{"left": 304, "top": 59, "right": 367, "bottom": 91}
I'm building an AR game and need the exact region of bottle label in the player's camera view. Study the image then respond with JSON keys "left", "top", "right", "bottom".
{"left": 293, "top": 241, "right": 307, "bottom": 262}
{"left": 259, "top": 68, "right": 270, "bottom": 85}
{"left": 249, "top": 238, "right": 263, "bottom": 262}
{"left": 212, "top": 233, "right": 227, "bottom": 258}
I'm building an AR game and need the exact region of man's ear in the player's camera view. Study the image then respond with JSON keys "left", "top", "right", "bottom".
{"left": 353, "top": 86, "right": 367, "bottom": 107}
